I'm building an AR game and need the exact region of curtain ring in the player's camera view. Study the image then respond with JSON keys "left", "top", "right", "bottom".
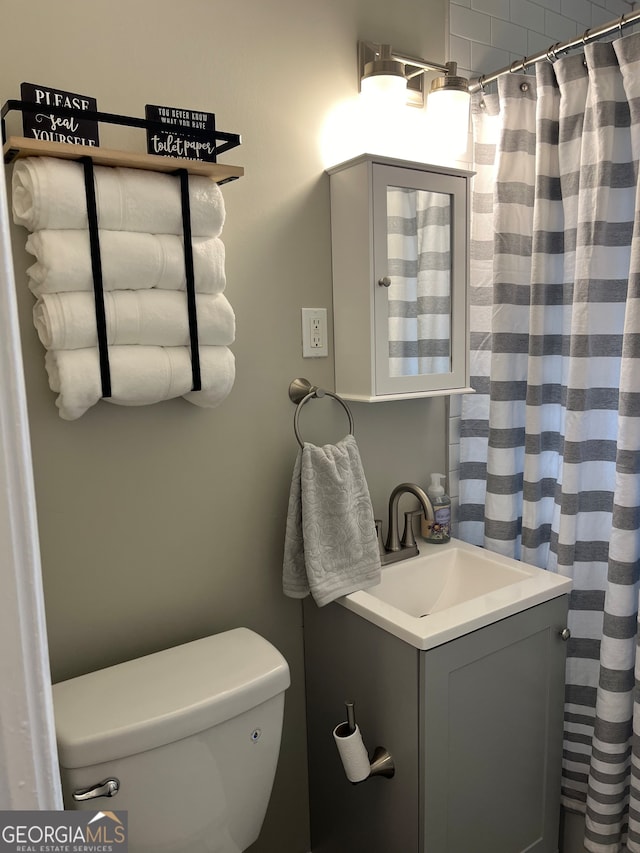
{"left": 475, "top": 75, "right": 487, "bottom": 108}
{"left": 509, "top": 58, "right": 521, "bottom": 73}
{"left": 546, "top": 42, "right": 560, "bottom": 63}
{"left": 581, "top": 29, "right": 590, "bottom": 68}
{"left": 619, "top": 14, "right": 626, "bottom": 37}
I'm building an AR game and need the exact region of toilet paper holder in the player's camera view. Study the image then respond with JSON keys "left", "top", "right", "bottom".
{"left": 333, "top": 701, "right": 395, "bottom": 784}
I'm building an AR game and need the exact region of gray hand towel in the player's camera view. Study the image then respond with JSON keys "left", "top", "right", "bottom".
{"left": 282, "top": 434, "right": 381, "bottom": 607}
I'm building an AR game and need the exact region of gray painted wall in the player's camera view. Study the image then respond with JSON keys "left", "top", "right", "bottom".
{"left": 1, "top": 1, "right": 448, "bottom": 851}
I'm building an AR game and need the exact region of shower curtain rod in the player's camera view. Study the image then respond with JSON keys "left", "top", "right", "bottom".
{"left": 468, "top": 9, "right": 640, "bottom": 93}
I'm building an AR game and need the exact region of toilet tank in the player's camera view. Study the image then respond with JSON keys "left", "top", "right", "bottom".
{"left": 52, "top": 628, "right": 290, "bottom": 853}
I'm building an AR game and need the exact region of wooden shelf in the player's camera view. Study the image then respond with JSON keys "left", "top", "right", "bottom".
{"left": 3, "top": 136, "right": 244, "bottom": 183}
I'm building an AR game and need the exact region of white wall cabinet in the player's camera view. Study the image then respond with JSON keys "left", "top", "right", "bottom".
{"left": 328, "top": 154, "right": 473, "bottom": 401}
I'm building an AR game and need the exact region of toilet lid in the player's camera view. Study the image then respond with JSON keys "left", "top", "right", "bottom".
{"left": 52, "top": 627, "right": 290, "bottom": 768}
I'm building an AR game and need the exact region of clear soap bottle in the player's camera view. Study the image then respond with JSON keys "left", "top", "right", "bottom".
{"left": 421, "top": 473, "right": 451, "bottom": 544}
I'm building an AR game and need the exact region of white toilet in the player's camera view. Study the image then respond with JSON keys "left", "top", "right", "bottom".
{"left": 52, "top": 627, "right": 290, "bottom": 853}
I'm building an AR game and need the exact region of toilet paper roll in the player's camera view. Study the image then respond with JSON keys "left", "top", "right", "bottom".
{"left": 333, "top": 722, "right": 371, "bottom": 783}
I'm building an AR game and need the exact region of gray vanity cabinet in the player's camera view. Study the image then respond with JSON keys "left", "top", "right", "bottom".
{"left": 303, "top": 593, "right": 568, "bottom": 853}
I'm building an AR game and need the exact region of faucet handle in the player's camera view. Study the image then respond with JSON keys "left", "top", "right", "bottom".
{"left": 401, "top": 510, "right": 423, "bottom": 550}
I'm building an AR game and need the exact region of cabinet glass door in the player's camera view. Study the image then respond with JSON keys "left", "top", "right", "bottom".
{"left": 386, "top": 185, "right": 452, "bottom": 377}
{"left": 373, "top": 165, "right": 468, "bottom": 396}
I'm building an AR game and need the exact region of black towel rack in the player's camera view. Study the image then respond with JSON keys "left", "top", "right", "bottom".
{"left": 288, "top": 378, "right": 355, "bottom": 448}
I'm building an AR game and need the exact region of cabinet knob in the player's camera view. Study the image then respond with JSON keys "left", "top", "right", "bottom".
{"left": 378, "top": 276, "right": 392, "bottom": 288}
{"left": 560, "top": 628, "right": 571, "bottom": 641}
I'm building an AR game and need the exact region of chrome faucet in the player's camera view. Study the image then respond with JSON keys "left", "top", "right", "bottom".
{"left": 377, "top": 483, "right": 435, "bottom": 566}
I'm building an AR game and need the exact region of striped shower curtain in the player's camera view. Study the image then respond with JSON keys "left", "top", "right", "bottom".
{"left": 458, "top": 33, "right": 640, "bottom": 852}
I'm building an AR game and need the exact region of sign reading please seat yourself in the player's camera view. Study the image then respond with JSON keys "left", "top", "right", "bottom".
{"left": 20, "top": 82, "right": 100, "bottom": 147}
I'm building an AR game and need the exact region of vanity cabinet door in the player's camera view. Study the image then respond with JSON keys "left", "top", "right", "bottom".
{"left": 420, "top": 595, "right": 569, "bottom": 853}
{"left": 328, "top": 154, "right": 473, "bottom": 402}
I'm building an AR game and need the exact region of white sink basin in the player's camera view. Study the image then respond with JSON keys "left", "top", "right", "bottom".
{"left": 340, "top": 538, "right": 572, "bottom": 650}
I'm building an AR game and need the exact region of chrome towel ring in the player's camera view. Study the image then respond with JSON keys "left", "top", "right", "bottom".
{"left": 288, "top": 378, "right": 355, "bottom": 448}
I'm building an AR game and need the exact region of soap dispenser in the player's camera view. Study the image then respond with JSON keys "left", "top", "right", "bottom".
{"left": 421, "top": 473, "right": 451, "bottom": 544}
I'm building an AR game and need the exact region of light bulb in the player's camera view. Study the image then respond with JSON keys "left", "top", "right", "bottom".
{"left": 360, "top": 73, "right": 408, "bottom": 108}
{"left": 425, "top": 87, "right": 470, "bottom": 157}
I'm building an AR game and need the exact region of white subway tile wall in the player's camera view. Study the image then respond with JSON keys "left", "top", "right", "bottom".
{"left": 446, "top": 0, "right": 635, "bottom": 535}
{"left": 449, "top": 0, "right": 635, "bottom": 79}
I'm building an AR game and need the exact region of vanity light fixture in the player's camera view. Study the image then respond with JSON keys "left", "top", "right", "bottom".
{"left": 357, "top": 41, "right": 471, "bottom": 153}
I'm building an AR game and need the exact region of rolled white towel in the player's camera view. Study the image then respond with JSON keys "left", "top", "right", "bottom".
{"left": 33, "top": 291, "right": 235, "bottom": 350}
{"left": 45, "top": 345, "right": 235, "bottom": 420}
{"left": 25, "top": 230, "right": 226, "bottom": 296}
{"left": 12, "top": 157, "right": 225, "bottom": 237}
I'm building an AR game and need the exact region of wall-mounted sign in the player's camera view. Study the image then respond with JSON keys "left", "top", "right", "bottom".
{"left": 145, "top": 104, "right": 217, "bottom": 162}
{"left": 20, "top": 82, "right": 99, "bottom": 147}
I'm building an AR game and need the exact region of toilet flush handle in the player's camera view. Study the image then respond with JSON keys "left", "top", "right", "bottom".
{"left": 72, "top": 777, "right": 120, "bottom": 801}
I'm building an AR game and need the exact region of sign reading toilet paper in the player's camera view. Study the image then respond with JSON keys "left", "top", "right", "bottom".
{"left": 20, "top": 82, "right": 100, "bottom": 147}
{"left": 145, "top": 103, "right": 217, "bottom": 162}
{"left": 0, "top": 810, "right": 127, "bottom": 852}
